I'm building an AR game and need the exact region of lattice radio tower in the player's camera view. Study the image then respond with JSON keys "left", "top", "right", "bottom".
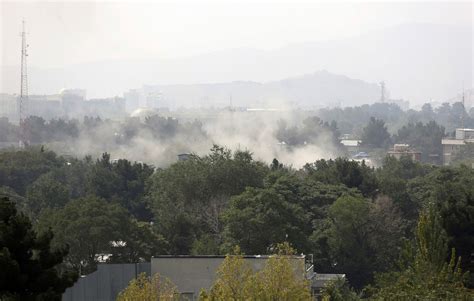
{"left": 379, "top": 81, "right": 386, "bottom": 103}
{"left": 19, "top": 20, "right": 29, "bottom": 148}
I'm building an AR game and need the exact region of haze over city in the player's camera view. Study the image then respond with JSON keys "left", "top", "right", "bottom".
{"left": 1, "top": 1, "right": 473, "bottom": 104}
{"left": 1, "top": 2, "right": 474, "bottom": 300}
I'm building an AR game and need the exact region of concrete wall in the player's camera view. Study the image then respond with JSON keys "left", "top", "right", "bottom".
{"left": 151, "top": 256, "right": 305, "bottom": 300}
{"left": 62, "top": 263, "right": 150, "bottom": 301}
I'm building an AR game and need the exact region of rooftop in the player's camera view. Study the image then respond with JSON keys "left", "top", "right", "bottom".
{"left": 442, "top": 139, "right": 466, "bottom": 145}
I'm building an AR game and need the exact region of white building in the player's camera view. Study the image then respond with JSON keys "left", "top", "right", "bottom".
{"left": 441, "top": 128, "right": 474, "bottom": 165}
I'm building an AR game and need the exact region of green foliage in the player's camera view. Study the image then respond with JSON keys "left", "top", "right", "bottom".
{"left": 314, "top": 195, "right": 406, "bottom": 288}
{"left": 305, "top": 158, "right": 378, "bottom": 196}
{"left": 321, "top": 277, "right": 360, "bottom": 301}
{"left": 393, "top": 121, "right": 445, "bottom": 163}
{"left": 201, "top": 243, "right": 312, "bottom": 301}
{"left": 275, "top": 116, "right": 343, "bottom": 151}
{"left": 407, "top": 166, "right": 474, "bottom": 286}
{"left": 223, "top": 172, "right": 359, "bottom": 255}
{"left": 87, "top": 153, "right": 154, "bottom": 220}
{"left": 0, "top": 197, "right": 77, "bottom": 300}
{"left": 0, "top": 140, "right": 472, "bottom": 297}
{"left": 26, "top": 172, "right": 70, "bottom": 215}
{"left": 377, "top": 155, "right": 433, "bottom": 219}
{"left": 0, "top": 147, "right": 64, "bottom": 195}
{"left": 361, "top": 117, "right": 391, "bottom": 149}
{"left": 204, "top": 246, "right": 254, "bottom": 300}
{"left": 36, "top": 196, "right": 166, "bottom": 274}
{"left": 146, "top": 145, "right": 268, "bottom": 254}
{"left": 368, "top": 208, "right": 472, "bottom": 300}
{"left": 117, "top": 272, "right": 179, "bottom": 301}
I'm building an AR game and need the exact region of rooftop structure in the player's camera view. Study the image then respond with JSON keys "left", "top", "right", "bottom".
{"left": 63, "top": 256, "right": 343, "bottom": 300}
{"left": 387, "top": 144, "right": 421, "bottom": 162}
{"left": 441, "top": 128, "right": 474, "bottom": 165}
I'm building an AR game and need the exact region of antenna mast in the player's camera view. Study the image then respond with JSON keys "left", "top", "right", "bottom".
{"left": 19, "top": 20, "right": 29, "bottom": 148}
{"left": 461, "top": 88, "right": 465, "bottom": 129}
{"left": 379, "top": 81, "right": 385, "bottom": 103}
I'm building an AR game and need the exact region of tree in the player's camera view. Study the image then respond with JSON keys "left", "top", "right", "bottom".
{"left": 321, "top": 277, "right": 360, "bottom": 301}
{"left": 0, "top": 147, "right": 64, "bottom": 195}
{"left": 305, "top": 158, "right": 378, "bottom": 197}
{"left": 202, "top": 247, "right": 254, "bottom": 300}
{"left": 200, "top": 243, "right": 311, "bottom": 301}
{"left": 251, "top": 242, "right": 312, "bottom": 301}
{"left": 223, "top": 186, "right": 309, "bottom": 254}
{"left": 315, "top": 195, "right": 406, "bottom": 289}
{"left": 361, "top": 117, "right": 391, "bottom": 148}
{"left": 325, "top": 195, "right": 374, "bottom": 288}
{"left": 377, "top": 155, "right": 432, "bottom": 219}
{"left": 146, "top": 145, "right": 268, "bottom": 254}
{"left": 368, "top": 208, "right": 472, "bottom": 300}
{"left": 0, "top": 197, "right": 77, "bottom": 300}
{"left": 407, "top": 166, "right": 474, "bottom": 286}
{"left": 393, "top": 121, "right": 445, "bottom": 163}
{"left": 26, "top": 172, "right": 70, "bottom": 216}
{"left": 36, "top": 196, "right": 166, "bottom": 274}
{"left": 117, "top": 273, "right": 179, "bottom": 301}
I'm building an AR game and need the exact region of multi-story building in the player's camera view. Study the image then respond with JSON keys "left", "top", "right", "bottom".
{"left": 387, "top": 144, "right": 421, "bottom": 162}
{"left": 442, "top": 128, "right": 474, "bottom": 165}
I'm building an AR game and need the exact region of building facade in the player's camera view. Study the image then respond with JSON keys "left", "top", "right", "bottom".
{"left": 442, "top": 128, "right": 474, "bottom": 165}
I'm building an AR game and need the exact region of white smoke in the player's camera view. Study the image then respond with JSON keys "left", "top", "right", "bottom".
{"left": 46, "top": 109, "right": 343, "bottom": 168}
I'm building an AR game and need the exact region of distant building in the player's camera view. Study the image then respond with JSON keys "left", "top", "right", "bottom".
{"left": 340, "top": 139, "right": 362, "bottom": 153}
{"left": 442, "top": 128, "right": 474, "bottom": 165}
{"left": 86, "top": 97, "right": 126, "bottom": 119}
{"left": 63, "top": 256, "right": 344, "bottom": 300}
{"left": 0, "top": 93, "right": 19, "bottom": 121}
{"left": 130, "top": 107, "right": 159, "bottom": 119}
{"left": 28, "top": 94, "right": 62, "bottom": 119}
{"left": 151, "top": 255, "right": 339, "bottom": 300}
{"left": 60, "top": 89, "right": 86, "bottom": 118}
{"left": 387, "top": 144, "right": 421, "bottom": 161}
{"left": 177, "top": 153, "right": 191, "bottom": 161}
{"left": 351, "top": 151, "right": 374, "bottom": 167}
{"left": 124, "top": 89, "right": 141, "bottom": 113}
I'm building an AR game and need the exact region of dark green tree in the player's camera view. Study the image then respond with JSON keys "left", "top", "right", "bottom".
{"left": 305, "top": 158, "right": 378, "bottom": 197}
{"left": 0, "top": 197, "right": 77, "bottom": 300}
{"left": 361, "top": 117, "right": 391, "bottom": 148}
{"left": 146, "top": 145, "right": 268, "bottom": 254}
{"left": 368, "top": 207, "right": 472, "bottom": 300}
{"left": 37, "top": 196, "right": 165, "bottom": 274}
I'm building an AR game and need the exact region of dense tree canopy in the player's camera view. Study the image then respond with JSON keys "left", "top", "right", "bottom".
{"left": 0, "top": 197, "right": 77, "bottom": 300}
{"left": 0, "top": 126, "right": 472, "bottom": 298}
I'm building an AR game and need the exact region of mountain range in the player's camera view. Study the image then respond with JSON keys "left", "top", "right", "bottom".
{"left": 1, "top": 23, "right": 472, "bottom": 106}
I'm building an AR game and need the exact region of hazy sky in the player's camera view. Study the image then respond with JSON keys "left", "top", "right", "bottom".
{"left": 1, "top": 1, "right": 472, "bottom": 69}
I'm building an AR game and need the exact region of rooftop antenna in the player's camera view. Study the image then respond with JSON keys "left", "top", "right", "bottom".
{"left": 379, "top": 81, "right": 385, "bottom": 103}
{"left": 19, "top": 19, "right": 29, "bottom": 148}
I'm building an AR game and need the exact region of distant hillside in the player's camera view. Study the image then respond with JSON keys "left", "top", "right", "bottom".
{"left": 1, "top": 23, "right": 471, "bottom": 105}
{"left": 156, "top": 70, "right": 380, "bottom": 108}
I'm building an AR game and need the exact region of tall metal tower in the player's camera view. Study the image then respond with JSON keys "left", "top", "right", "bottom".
{"left": 379, "top": 81, "right": 385, "bottom": 103}
{"left": 461, "top": 88, "right": 465, "bottom": 129}
{"left": 19, "top": 20, "right": 29, "bottom": 148}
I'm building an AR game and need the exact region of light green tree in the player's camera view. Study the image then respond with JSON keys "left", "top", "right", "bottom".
{"left": 200, "top": 243, "right": 312, "bottom": 301}
{"left": 368, "top": 207, "right": 472, "bottom": 300}
{"left": 117, "top": 273, "right": 179, "bottom": 301}
{"left": 201, "top": 246, "right": 254, "bottom": 301}
{"left": 252, "top": 242, "right": 312, "bottom": 301}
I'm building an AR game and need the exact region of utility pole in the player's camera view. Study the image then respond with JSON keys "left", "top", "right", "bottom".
{"left": 19, "top": 19, "right": 29, "bottom": 148}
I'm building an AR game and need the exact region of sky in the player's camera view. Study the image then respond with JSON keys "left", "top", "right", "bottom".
{"left": 1, "top": 1, "right": 473, "bottom": 69}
